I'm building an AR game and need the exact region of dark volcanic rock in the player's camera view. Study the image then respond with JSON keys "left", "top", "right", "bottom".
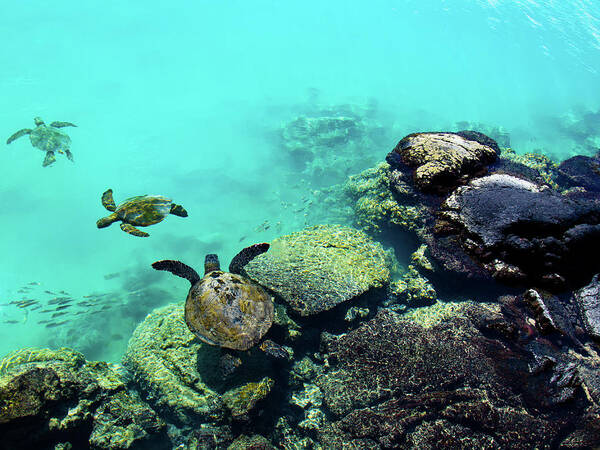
{"left": 436, "top": 173, "right": 600, "bottom": 290}
{"left": 573, "top": 274, "right": 600, "bottom": 340}
{"left": 557, "top": 153, "right": 600, "bottom": 192}
{"left": 315, "top": 305, "right": 599, "bottom": 449}
{"left": 386, "top": 131, "right": 498, "bottom": 194}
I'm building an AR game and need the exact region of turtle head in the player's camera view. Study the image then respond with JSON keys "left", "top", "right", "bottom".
{"left": 96, "top": 214, "right": 117, "bottom": 228}
{"left": 204, "top": 254, "right": 220, "bottom": 275}
{"left": 34, "top": 117, "right": 45, "bottom": 126}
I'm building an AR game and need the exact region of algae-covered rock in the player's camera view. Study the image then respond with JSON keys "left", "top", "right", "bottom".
{"left": 243, "top": 225, "right": 390, "bottom": 316}
{"left": 390, "top": 265, "right": 437, "bottom": 307}
{"left": 122, "top": 303, "right": 224, "bottom": 426}
{"left": 89, "top": 390, "right": 167, "bottom": 449}
{"left": 222, "top": 377, "right": 274, "bottom": 418}
{"left": 343, "top": 162, "right": 427, "bottom": 233}
{"left": 227, "top": 434, "right": 274, "bottom": 449}
{"left": 313, "top": 298, "right": 600, "bottom": 449}
{"left": 386, "top": 131, "right": 498, "bottom": 194}
{"left": 0, "top": 347, "right": 168, "bottom": 449}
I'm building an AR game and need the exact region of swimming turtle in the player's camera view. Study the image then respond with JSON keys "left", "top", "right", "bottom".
{"left": 152, "top": 243, "right": 288, "bottom": 358}
{"left": 96, "top": 188, "right": 188, "bottom": 237}
{"left": 6, "top": 117, "right": 76, "bottom": 167}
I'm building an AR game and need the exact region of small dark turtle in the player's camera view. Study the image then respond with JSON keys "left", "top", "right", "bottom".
{"left": 96, "top": 188, "right": 188, "bottom": 237}
{"left": 152, "top": 243, "right": 289, "bottom": 359}
{"left": 7, "top": 117, "right": 76, "bottom": 167}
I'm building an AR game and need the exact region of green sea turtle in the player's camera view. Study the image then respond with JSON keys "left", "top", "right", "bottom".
{"left": 6, "top": 117, "right": 76, "bottom": 167}
{"left": 152, "top": 244, "right": 287, "bottom": 358}
{"left": 96, "top": 188, "right": 188, "bottom": 237}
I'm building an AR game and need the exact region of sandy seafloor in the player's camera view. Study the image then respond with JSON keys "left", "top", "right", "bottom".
{"left": 0, "top": 0, "right": 599, "bottom": 362}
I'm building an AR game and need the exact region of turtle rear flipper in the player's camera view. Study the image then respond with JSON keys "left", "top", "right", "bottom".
{"left": 229, "top": 243, "right": 270, "bottom": 274}
{"left": 170, "top": 203, "right": 188, "bottom": 217}
{"left": 42, "top": 151, "right": 56, "bottom": 167}
{"left": 101, "top": 189, "right": 116, "bottom": 212}
{"left": 6, "top": 129, "right": 31, "bottom": 144}
{"left": 151, "top": 259, "right": 201, "bottom": 285}
{"left": 64, "top": 149, "right": 74, "bottom": 162}
{"left": 50, "top": 121, "right": 77, "bottom": 128}
{"left": 120, "top": 223, "right": 149, "bottom": 237}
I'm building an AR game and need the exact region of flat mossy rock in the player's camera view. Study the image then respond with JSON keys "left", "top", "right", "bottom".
{"left": 122, "top": 303, "right": 225, "bottom": 426}
{"left": 0, "top": 347, "right": 168, "bottom": 449}
{"left": 386, "top": 131, "right": 498, "bottom": 194}
{"left": 243, "top": 225, "right": 390, "bottom": 316}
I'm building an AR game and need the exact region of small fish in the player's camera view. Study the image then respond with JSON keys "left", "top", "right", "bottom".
{"left": 104, "top": 272, "right": 120, "bottom": 280}
{"left": 59, "top": 290, "right": 69, "bottom": 295}
{"left": 111, "top": 333, "right": 124, "bottom": 340}
{"left": 17, "top": 289, "right": 28, "bottom": 293}
{"left": 51, "top": 311, "right": 67, "bottom": 318}
{"left": 44, "top": 290, "right": 56, "bottom": 295}
{"left": 55, "top": 305, "right": 70, "bottom": 311}
{"left": 46, "top": 321, "right": 68, "bottom": 328}
{"left": 28, "top": 282, "right": 40, "bottom": 286}
{"left": 3, "top": 320, "right": 18, "bottom": 324}
{"left": 77, "top": 301, "right": 92, "bottom": 307}
{"left": 38, "top": 320, "right": 50, "bottom": 324}
{"left": 239, "top": 235, "right": 247, "bottom": 242}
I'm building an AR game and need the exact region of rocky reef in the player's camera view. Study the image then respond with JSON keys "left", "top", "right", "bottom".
{"left": 4, "top": 126, "right": 600, "bottom": 448}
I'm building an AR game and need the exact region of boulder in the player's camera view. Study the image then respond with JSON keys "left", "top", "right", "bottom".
{"left": 243, "top": 225, "right": 389, "bottom": 316}
{"left": 386, "top": 131, "right": 498, "bottom": 194}
{"left": 435, "top": 174, "right": 600, "bottom": 289}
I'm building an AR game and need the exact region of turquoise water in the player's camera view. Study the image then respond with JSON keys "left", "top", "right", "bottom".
{"left": 1, "top": 0, "right": 599, "bottom": 361}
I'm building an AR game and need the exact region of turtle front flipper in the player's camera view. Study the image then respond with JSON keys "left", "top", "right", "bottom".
{"left": 101, "top": 189, "right": 116, "bottom": 212}
{"left": 151, "top": 260, "right": 201, "bottom": 285}
{"left": 170, "top": 203, "right": 188, "bottom": 217}
{"left": 229, "top": 243, "right": 270, "bottom": 274}
{"left": 6, "top": 129, "right": 31, "bottom": 144}
{"left": 64, "top": 149, "right": 74, "bottom": 162}
{"left": 42, "top": 151, "right": 56, "bottom": 167}
{"left": 120, "top": 223, "right": 149, "bottom": 237}
{"left": 49, "top": 121, "right": 77, "bottom": 128}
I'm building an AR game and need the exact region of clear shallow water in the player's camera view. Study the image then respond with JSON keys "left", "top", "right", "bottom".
{"left": 1, "top": 0, "right": 599, "bottom": 361}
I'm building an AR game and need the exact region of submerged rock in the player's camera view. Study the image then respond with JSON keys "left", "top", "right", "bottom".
{"left": 573, "top": 275, "right": 600, "bottom": 340}
{"left": 222, "top": 377, "right": 274, "bottom": 418}
{"left": 386, "top": 131, "right": 498, "bottom": 194}
{"left": 243, "top": 225, "right": 390, "bottom": 316}
{"left": 314, "top": 304, "right": 600, "bottom": 448}
{"left": 435, "top": 173, "right": 600, "bottom": 289}
{"left": 0, "top": 347, "right": 168, "bottom": 449}
{"left": 122, "top": 303, "right": 225, "bottom": 426}
{"left": 557, "top": 153, "right": 600, "bottom": 192}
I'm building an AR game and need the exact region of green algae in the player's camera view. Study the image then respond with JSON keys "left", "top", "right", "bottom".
{"left": 343, "top": 162, "right": 426, "bottom": 233}
{"left": 222, "top": 377, "right": 274, "bottom": 417}
{"left": 0, "top": 347, "right": 85, "bottom": 376}
{"left": 501, "top": 147, "right": 559, "bottom": 189}
{"left": 244, "top": 224, "right": 390, "bottom": 316}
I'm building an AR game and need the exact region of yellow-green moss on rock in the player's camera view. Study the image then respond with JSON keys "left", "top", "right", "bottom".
{"left": 222, "top": 377, "right": 274, "bottom": 417}
{"left": 122, "top": 303, "right": 225, "bottom": 426}
{"left": 344, "top": 162, "right": 427, "bottom": 233}
{"left": 244, "top": 225, "right": 390, "bottom": 316}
